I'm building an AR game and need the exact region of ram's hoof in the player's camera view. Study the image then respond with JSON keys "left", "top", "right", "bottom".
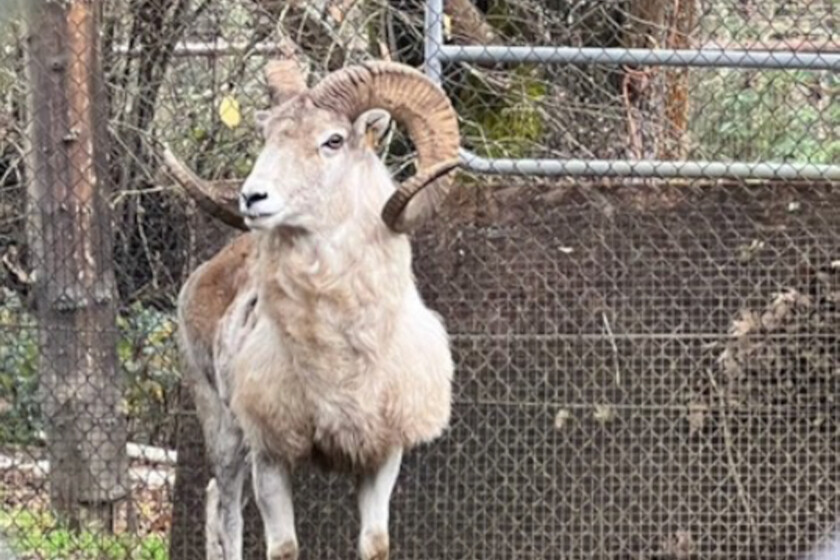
{"left": 359, "top": 530, "right": 389, "bottom": 560}
{"left": 268, "top": 540, "right": 299, "bottom": 560}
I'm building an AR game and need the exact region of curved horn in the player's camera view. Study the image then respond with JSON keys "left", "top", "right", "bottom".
{"left": 162, "top": 145, "right": 247, "bottom": 230}
{"left": 266, "top": 59, "right": 309, "bottom": 106}
{"left": 266, "top": 40, "right": 309, "bottom": 105}
{"left": 309, "top": 61, "right": 461, "bottom": 232}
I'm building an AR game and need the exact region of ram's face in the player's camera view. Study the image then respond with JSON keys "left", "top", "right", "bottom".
{"left": 238, "top": 97, "right": 391, "bottom": 233}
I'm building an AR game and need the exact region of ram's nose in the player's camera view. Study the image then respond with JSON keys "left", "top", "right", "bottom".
{"left": 241, "top": 191, "right": 268, "bottom": 210}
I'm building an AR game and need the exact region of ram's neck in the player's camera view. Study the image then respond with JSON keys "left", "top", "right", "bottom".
{"left": 254, "top": 221, "right": 413, "bottom": 361}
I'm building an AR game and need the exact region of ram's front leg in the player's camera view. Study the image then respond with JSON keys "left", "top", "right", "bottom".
{"left": 253, "top": 453, "right": 299, "bottom": 560}
{"left": 357, "top": 448, "right": 404, "bottom": 560}
{"left": 193, "top": 381, "right": 247, "bottom": 560}
{"left": 205, "top": 469, "right": 246, "bottom": 560}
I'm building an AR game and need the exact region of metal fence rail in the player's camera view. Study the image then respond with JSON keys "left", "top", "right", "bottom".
{"left": 459, "top": 156, "right": 840, "bottom": 179}
{"left": 436, "top": 45, "right": 840, "bottom": 70}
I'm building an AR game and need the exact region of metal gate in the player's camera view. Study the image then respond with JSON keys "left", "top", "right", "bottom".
{"left": 423, "top": 0, "right": 840, "bottom": 180}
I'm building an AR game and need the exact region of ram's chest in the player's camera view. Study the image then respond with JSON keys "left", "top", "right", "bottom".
{"left": 272, "top": 292, "right": 353, "bottom": 351}
{"left": 234, "top": 350, "right": 393, "bottom": 469}
{"left": 227, "top": 296, "right": 396, "bottom": 468}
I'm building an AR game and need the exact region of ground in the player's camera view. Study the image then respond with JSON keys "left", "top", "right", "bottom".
{"left": 0, "top": 445, "right": 173, "bottom": 559}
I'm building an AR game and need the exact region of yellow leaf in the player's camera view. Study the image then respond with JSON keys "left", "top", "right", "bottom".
{"left": 219, "top": 95, "right": 241, "bottom": 129}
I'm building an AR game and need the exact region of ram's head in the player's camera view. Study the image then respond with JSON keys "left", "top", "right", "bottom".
{"left": 164, "top": 59, "right": 461, "bottom": 234}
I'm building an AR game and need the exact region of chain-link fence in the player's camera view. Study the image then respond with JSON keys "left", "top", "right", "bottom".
{"left": 0, "top": 0, "right": 838, "bottom": 558}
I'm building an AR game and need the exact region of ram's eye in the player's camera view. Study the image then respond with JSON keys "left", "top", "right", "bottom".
{"left": 323, "top": 134, "right": 344, "bottom": 150}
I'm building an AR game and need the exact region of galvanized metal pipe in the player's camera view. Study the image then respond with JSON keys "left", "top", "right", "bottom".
{"left": 440, "top": 45, "right": 840, "bottom": 71}
{"left": 459, "top": 149, "right": 840, "bottom": 180}
{"left": 425, "top": 0, "right": 444, "bottom": 84}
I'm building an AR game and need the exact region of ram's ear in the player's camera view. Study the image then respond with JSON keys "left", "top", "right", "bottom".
{"left": 353, "top": 109, "right": 392, "bottom": 149}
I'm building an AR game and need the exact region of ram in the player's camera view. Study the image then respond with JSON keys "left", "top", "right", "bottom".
{"left": 164, "top": 59, "right": 461, "bottom": 560}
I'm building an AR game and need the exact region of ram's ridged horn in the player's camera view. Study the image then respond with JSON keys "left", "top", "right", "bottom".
{"left": 162, "top": 145, "right": 247, "bottom": 230}
{"left": 309, "top": 61, "right": 461, "bottom": 232}
{"left": 265, "top": 44, "right": 309, "bottom": 105}
{"left": 266, "top": 59, "right": 309, "bottom": 105}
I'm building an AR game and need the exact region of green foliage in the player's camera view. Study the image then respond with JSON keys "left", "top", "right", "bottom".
{"left": 484, "top": 0, "right": 522, "bottom": 38}
{"left": 0, "top": 292, "right": 181, "bottom": 447}
{"left": 0, "top": 508, "right": 167, "bottom": 560}
{"left": 692, "top": 69, "right": 838, "bottom": 163}
{"left": 0, "top": 1, "right": 24, "bottom": 25}
{"left": 118, "top": 303, "right": 181, "bottom": 448}
{"left": 0, "top": 289, "right": 40, "bottom": 445}
{"left": 457, "top": 65, "right": 547, "bottom": 159}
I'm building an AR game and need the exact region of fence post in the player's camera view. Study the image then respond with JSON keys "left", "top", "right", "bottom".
{"left": 24, "top": 0, "right": 127, "bottom": 530}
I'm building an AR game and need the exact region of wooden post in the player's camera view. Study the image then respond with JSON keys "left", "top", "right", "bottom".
{"left": 24, "top": 0, "right": 127, "bottom": 530}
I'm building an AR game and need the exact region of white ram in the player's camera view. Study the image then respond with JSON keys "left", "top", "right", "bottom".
{"left": 810, "top": 533, "right": 840, "bottom": 560}
{"left": 164, "top": 59, "right": 461, "bottom": 560}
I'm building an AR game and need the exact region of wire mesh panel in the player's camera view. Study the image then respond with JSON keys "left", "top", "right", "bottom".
{"left": 167, "top": 181, "right": 840, "bottom": 560}
{"left": 0, "top": 1, "right": 838, "bottom": 559}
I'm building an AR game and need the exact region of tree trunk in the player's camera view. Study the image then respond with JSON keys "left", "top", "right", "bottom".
{"left": 24, "top": 0, "right": 127, "bottom": 530}
{"left": 446, "top": 0, "right": 498, "bottom": 44}
{"left": 620, "top": 0, "right": 668, "bottom": 159}
{"left": 662, "top": 0, "right": 696, "bottom": 159}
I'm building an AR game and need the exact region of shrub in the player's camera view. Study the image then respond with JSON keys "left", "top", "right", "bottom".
{"left": 0, "top": 507, "right": 168, "bottom": 560}
{"left": 0, "top": 290, "right": 181, "bottom": 448}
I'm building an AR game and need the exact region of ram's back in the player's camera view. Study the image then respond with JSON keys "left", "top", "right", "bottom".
{"left": 177, "top": 234, "right": 256, "bottom": 426}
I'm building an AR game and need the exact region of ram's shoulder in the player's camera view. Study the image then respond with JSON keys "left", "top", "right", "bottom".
{"left": 177, "top": 233, "right": 257, "bottom": 348}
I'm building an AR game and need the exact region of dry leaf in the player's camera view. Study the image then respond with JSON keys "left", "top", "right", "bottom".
{"left": 660, "top": 530, "right": 695, "bottom": 559}
{"left": 686, "top": 403, "right": 708, "bottom": 436}
{"left": 554, "top": 408, "right": 571, "bottom": 430}
{"left": 218, "top": 95, "right": 241, "bottom": 129}
{"left": 593, "top": 404, "right": 616, "bottom": 424}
